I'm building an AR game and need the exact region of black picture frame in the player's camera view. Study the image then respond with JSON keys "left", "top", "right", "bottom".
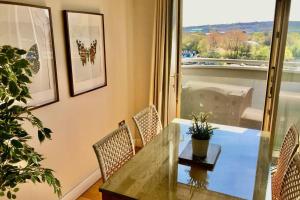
{"left": 0, "top": 1, "right": 59, "bottom": 110}
{"left": 63, "top": 10, "right": 107, "bottom": 97}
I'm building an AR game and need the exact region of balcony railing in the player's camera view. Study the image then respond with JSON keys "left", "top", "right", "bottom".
{"left": 182, "top": 57, "right": 300, "bottom": 70}
{"left": 180, "top": 57, "right": 300, "bottom": 149}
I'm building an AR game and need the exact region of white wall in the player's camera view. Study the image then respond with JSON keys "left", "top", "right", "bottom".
{"left": 2, "top": 0, "right": 156, "bottom": 199}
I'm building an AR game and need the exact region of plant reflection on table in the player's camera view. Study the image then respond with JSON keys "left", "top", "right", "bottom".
{"left": 187, "top": 166, "right": 208, "bottom": 200}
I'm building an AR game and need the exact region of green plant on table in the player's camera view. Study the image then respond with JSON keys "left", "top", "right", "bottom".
{"left": 187, "top": 112, "right": 216, "bottom": 140}
{"left": 0, "top": 45, "right": 61, "bottom": 199}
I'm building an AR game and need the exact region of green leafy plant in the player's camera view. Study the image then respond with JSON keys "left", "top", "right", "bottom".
{"left": 0, "top": 45, "right": 61, "bottom": 199}
{"left": 187, "top": 112, "right": 217, "bottom": 140}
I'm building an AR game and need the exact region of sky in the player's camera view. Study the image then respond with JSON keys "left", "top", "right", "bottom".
{"left": 183, "top": 0, "right": 300, "bottom": 27}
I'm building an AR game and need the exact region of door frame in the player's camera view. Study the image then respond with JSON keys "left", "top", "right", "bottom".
{"left": 176, "top": 0, "right": 292, "bottom": 154}
{"left": 263, "top": 0, "right": 291, "bottom": 154}
{"left": 175, "top": 0, "right": 183, "bottom": 117}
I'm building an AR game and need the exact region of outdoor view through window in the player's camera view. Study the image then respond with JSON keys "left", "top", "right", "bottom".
{"left": 180, "top": 0, "right": 300, "bottom": 149}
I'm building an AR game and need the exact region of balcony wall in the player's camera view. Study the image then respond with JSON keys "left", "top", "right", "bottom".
{"left": 181, "top": 59, "right": 300, "bottom": 148}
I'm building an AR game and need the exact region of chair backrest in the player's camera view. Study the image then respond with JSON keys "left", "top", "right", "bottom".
{"left": 280, "top": 152, "right": 300, "bottom": 200}
{"left": 93, "top": 125, "right": 135, "bottom": 182}
{"left": 272, "top": 125, "right": 300, "bottom": 200}
{"left": 133, "top": 105, "right": 163, "bottom": 146}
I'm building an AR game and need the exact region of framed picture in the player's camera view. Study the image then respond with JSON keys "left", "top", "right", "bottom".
{"left": 0, "top": 1, "right": 59, "bottom": 109}
{"left": 64, "top": 10, "right": 107, "bottom": 96}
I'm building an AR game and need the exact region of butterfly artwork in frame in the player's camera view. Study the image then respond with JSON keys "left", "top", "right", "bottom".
{"left": 0, "top": 1, "right": 59, "bottom": 109}
{"left": 26, "top": 44, "right": 41, "bottom": 74}
{"left": 76, "top": 39, "right": 97, "bottom": 66}
{"left": 64, "top": 10, "right": 107, "bottom": 97}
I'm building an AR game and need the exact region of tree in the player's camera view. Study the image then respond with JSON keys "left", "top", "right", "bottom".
{"left": 251, "top": 45, "right": 270, "bottom": 60}
{"left": 196, "top": 37, "right": 209, "bottom": 57}
{"left": 284, "top": 47, "right": 294, "bottom": 61}
{"left": 250, "top": 32, "right": 265, "bottom": 44}
{"left": 292, "top": 46, "right": 300, "bottom": 58}
{"left": 287, "top": 32, "right": 300, "bottom": 59}
{"left": 207, "top": 32, "right": 222, "bottom": 50}
{"left": 0, "top": 45, "right": 61, "bottom": 199}
{"left": 222, "top": 30, "right": 248, "bottom": 59}
{"left": 182, "top": 32, "right": 202, "bottom": 52}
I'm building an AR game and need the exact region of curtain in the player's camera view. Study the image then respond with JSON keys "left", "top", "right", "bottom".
{"left": 150, "top": 0, "right": 180, "bottom": 127}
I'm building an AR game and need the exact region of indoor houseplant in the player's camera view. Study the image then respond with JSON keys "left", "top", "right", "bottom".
{"left": 0, "top": 45, "right": 61, "bottom": 199}
{"left": 187, "top": 112, "right": 216, "bottom": 157}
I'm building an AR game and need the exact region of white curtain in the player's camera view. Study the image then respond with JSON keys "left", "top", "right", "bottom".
{"left": 150, "top": 0, "right": 180, "bottom": 127}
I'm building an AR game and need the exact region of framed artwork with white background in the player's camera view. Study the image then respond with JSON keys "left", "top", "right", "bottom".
{"left": 64, "top": 10, "right": 107, "bottom": 96}
{"left": 0, "top": 1, "right": 59, "bottom": 109}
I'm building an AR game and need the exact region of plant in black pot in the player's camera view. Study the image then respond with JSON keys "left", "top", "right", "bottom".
{"left": 187, "top": 112, "right": 216, "bottom": 158}
{"left": 0, "top": 45, "right": 61, "bottom": 199}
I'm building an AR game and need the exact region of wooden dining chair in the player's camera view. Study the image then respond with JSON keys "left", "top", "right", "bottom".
{"left": 272, "top": 124, "right": 299, "bottom": 200}
{"left": 93, "top": 124, "right": 135, "bottom": 182}
{"left": 133, "top": 105, "right": 163, "bottom": 146}
{"left": 279, "top": 152, "right": 300, "bottom": 200}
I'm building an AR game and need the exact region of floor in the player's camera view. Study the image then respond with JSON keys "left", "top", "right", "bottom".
{"left": 77, "top": 179, "right": 103, "bottom": 200}
{"left": 77, "top": 147, "right": 141, "bottom": 200}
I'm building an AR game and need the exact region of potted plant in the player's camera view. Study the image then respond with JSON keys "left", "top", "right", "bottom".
{"left": 187, "top": 112, "right": 216, "bottom": 158}
{"left": 0, "top": 45, "right": 61, "bottom": 199}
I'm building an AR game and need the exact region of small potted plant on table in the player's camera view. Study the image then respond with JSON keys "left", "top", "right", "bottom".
{"left": 187, "top": 112, "right": 216, "bottom": 158}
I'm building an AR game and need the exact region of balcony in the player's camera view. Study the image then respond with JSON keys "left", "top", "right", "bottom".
{"left": 181, "top": 57, "right": 300, "bottom": 149}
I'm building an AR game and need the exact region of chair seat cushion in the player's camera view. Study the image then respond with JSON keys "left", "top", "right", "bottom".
{"left": 241, "top": 107, "right": 263, "bottom": 121}
{"left": 240, "top": 107, "right": 263, "bottom": 129}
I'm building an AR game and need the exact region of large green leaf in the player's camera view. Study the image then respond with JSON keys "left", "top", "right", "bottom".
{"left": 38, "top": 130, "right": 45, "bottom": 143}
{"left": 18, "top": 74, "right": 31, "bottom": 83}
{"left": 13, "top": 59, "right": 30, "bottom": 69}
{"left": 11, "top": 140, "right": 23, "bottom": 148}
{"left": 8, "top": 81, "right": 20, "bottom": 97}
{"left": 2, "top": 76, "right": 9, "bottom": 86}
{"left": 0, "top": 55, "right": 7, "bottom": 65}
{"left": 6, "top": 49, "right": 14, "bottom": 59}
{"left": 16, "top": 49, "right": 26, "bottom": 55}
{"left": 7, "top": 191, "right": 12, "bottom": 199}
{"left": 43, "top": 128, "right": 52, "bottom": 139}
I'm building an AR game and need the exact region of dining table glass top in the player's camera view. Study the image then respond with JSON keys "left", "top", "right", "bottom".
{"left": 100, "top": 119, "right": 271, "bottom": 200}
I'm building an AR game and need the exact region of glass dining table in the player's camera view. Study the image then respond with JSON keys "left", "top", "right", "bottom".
{"left": 100, "top": 118, "right": 271, "bottom": 200}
